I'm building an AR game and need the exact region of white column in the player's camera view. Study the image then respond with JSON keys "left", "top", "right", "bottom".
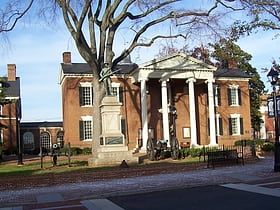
{"left": 141, "top": 79, "right": 148, "bottom": 151}
{"left": 187, "top": 78, "right": 198, "bottom": 147}
{"left": 207, "top": 79, "right": 217, "bottom": 146}
{"left": 161, "top": 80, "right": 170, "bottom": 144}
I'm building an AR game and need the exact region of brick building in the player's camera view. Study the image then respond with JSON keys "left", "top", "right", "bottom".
{"left": 20, "top": 121, "right": 63, "bottom": 153}
{"left": 0, "top": 64, "right": 64, "bottom": 155}
{"left": 59, "top": 52, "right": 252, "bottom": 153}
{"left": 0, "top": 64, "right": 21, "bottom": 152}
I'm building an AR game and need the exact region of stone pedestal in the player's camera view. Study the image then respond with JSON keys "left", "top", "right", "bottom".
{"left": 88, "top": 96, "right": 138, "bottom": 166}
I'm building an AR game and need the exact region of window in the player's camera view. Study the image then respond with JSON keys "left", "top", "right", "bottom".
{"left": 23, "top": 132, "right": 35, "bottom": 151}
{"left": 111, "top": 83, "right": 123, "bottom": 103}
{"left": 79, "top": 82, "right": 93, "bottom": 106}
{"left": 40, "top": 132, "right": 51, "bottom": 150}
{"left": 229, "top": 114, "right": 243, "bottom": 135}
{"left": 228, "top": 85, "right": 241, "bottom": 106}
{"left": 57, "top": 131, "right": 64, "bottom": 148}
{"left": 79, "top": 117, "right": 92, "bottom": 141}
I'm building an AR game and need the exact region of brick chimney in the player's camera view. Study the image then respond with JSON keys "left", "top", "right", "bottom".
{"left": 228, "top": 58, "right": 238, "bottom": 69}
{"left": 7, "top": 64, "right": 16, "bottom": 81}
{"left": 63, "top": 52, "right": 71, "bottom": 63}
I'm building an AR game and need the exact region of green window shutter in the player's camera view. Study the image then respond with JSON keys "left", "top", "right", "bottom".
{"left": 238, "top": 88, "right": 242, "bottom": 105}
{"left": 229, "top": 118, "right": 232, "bottom": 135}
{"left": 228, "top": 88, "right": 232, "bottom": 106}
{"left": 240, "top": 118, "right": 244, "bottom": 135}
{"left": 79, "top": 120, "right": 84, "bottom": 140}
{"left": 119, "top": 87, "right": 124, "bottom": 103}
{"left": 219, "top": 117, "right": 223, "bottom": 135}
{"left": 217, "top": 88, "right": 221, "bottom": 106}
{"left": 79, "top": 87, "right": 83, "bottom": 106}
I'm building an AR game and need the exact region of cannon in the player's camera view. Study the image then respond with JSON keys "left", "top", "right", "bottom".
{"left": 146, "top": 137, "right": 179, "bottom": 161}
{"left": 146, "top": 105, "right": 180, "bottom": 161}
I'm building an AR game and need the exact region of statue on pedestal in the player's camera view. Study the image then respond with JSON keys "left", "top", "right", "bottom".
{"left": 99, "top": 63, "right": 113, "bottom": 96}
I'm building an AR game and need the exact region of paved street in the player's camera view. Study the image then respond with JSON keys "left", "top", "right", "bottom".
{"left": 110, "top": 185, "right": 280, "bottom": 210}
{"left": 0, "top": 156, "right": 280, "bottom": 209}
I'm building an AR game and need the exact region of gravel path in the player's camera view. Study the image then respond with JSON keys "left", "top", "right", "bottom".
{"left": 0, "top": 156, "right": 279, "bottom": 206}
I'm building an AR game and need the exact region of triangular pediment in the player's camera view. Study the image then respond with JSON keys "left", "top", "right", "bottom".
{"left": 139, "top": 52, "right": 216, "bottom": 71}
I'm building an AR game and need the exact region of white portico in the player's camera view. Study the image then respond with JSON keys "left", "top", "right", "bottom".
{"left": 131, "top": 53, "right": 217, "bottom": 149}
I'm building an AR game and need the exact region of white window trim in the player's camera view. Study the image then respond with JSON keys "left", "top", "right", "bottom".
{"left": 229, "top": 84, "right": 239, "bottom": 106}
{"left": 80, "top": 83, "right": 93, "bottom": 107}
{"left": 80, "top": 82, "right": 92, "bottom": 87}
{"left": 111, "top": 82, "right": 121, "bottom": 102}
{"left": 81, "top": 116, "right": 93, "bottom": 141}
{"left": 230, "top": 113, "right": 241, "bottom": 135}
{"left": 40, "top": 131, "right": 51, "bottom": 149}
{"left": 81, "top": 116, "right": 93, "bottom": 121}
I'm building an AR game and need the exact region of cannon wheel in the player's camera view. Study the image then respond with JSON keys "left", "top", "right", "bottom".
{"left": 171, "top": 136, "right": 179, "bottom": 160}
{"left": 146, "top": 138, "right": 155, "bottom": 161}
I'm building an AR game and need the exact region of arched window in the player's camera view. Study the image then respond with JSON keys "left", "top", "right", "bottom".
{"left": 23, "top": 132, "right": 35, "bottom": 151}
{"left": 40, "top": 132, "right": 51, "bottom": 151}
{"left": 57, "top": 131, "right": 64, "bottom": 148}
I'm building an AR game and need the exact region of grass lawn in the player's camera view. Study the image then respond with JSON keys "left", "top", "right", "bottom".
{"left": 0, "top": 155, "right": 202, "bottom": 179}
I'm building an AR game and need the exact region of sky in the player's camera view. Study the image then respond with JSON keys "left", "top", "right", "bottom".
{"left": 0, "top": 2, "right": 280, "bottom": 122}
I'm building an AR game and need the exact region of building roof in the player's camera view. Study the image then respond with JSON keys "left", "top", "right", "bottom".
{"left": 20, "top": 121, "right": 63, "bottom": 128}
{"left": 214, "top": 68, "right": 251, "bottom": 78}
{"left": 2, "top": 77, "right": 21, "bottom": 98}
{"left": 61, "top": 63, "right": 138, "bottom": 75}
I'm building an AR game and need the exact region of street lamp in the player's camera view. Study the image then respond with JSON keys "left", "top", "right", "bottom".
{"left": 267, "top": 67, "right": 280, "bottom": 172}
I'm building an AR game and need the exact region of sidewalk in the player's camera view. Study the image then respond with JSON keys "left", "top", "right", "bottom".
{"left": 0, "top": 156, "right": 280, "bottom": 209}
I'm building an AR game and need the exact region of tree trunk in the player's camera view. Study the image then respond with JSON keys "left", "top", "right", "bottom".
{"left": 91, "top": 73, "right": 105, "bottom": 156}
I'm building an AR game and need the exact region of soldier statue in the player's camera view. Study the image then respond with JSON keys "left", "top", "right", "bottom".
{"left": 99, "top": 63, "right": 113, "bottom": 96}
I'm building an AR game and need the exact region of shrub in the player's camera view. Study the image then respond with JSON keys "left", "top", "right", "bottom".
{"left": 70, "top": 147, "right": 83, "bottom": 155}
{"left": 180, "top": 148, "right": 189, "bottom": 158}
{"left": 261, "top": 143, "right": 274, "bottom": 152}
{"left": 82, "top": 147, "right": 92, "bottom": 155}
{"left": 3, "top": 146, "right": 17, "bottom": 155}
{"left": 234, "top": 139, "right": 254, "bottom": 146}
{"left": 189, "top": 148, "right": 203, "bottom": 157}
{"left": 254, "top": 139, "right": 265, "bottom": 147}
{"left": 59, "top": 147, "right": 68, "bottom": 154}
{"left": 234, "top": 139, "right": 264, "bottom": 150}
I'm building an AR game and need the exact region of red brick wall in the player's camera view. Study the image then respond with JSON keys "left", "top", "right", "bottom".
{"left": 215, "top": 80, "right": 252, "bottom": 145}
{"left": 0, "top": 103, "right": 18, "bottom": 150}
{"left": 62, "top": 77, "right": 92, "bottom": 148}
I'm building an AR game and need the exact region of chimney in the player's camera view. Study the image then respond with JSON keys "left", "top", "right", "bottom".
{"left": 7, "top": 64, "right": 16, "bottom": 81}
{"left": 228, "top": 58, "right": 238, "bottom": 69}
{"left": 63, "top": 52, "right": 71, "bottom": 63}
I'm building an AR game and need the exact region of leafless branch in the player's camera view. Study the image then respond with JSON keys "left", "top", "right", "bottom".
{"left": 0, "top": 0, "right": 34, "bottom": 33}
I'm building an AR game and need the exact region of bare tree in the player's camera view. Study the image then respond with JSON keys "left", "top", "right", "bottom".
{"left": 43, "top": 0, "right": 244, "bottom": 154}
{"left": 231, "top": 0, "right": 280, "bottom": 39}
{"left": 0, "top": 0, "right": 34, "bottom": 33}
